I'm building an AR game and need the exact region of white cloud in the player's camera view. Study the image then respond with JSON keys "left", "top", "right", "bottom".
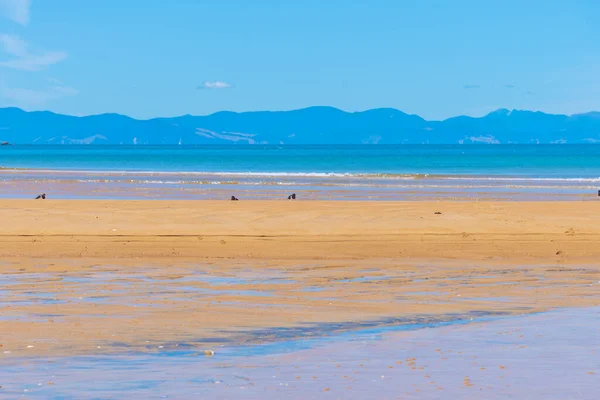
{"left": 0, "top": 34, "right": 67, "bottom": 71}
{"left": 198, "top": 81, "right": 232, "bottom": 90}
{"left": 0, "top": 0, "right": 31, "bottom": 25}
{"left": 0, "top": 50, "right": 66, "bottom": 71}
{"left": 0, "top": 33, "right": 27, "bottom": 56}
{"left": 1, "top": 83, "right": 78, "bottom": 106}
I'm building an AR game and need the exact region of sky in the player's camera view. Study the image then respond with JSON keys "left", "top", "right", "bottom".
{"left": 0, "top": 0, "right": 599, "bottom": 120}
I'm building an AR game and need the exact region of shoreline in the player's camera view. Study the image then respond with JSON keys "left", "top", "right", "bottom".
{"left": 2, "top": 166, "right": 600, "bottom": 201}
{"left": 2, "top": 165, "right": 600, "bottom": 179}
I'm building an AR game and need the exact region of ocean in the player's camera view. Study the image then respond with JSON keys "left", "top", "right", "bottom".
{"left": 1, "top": 144, "right": 599, "bottom": 200}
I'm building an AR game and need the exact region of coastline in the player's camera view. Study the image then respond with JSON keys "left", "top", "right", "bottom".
{"left": 3, "top": 149, "right": 600, "bottom": 200}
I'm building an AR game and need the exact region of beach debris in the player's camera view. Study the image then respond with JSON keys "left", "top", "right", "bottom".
{"left": 565, "top": 228, "right": 575, "bottom": 236}
{"left": 27, "top": 345, "right": 34, "bottom": 348}
{"left": 230, "top": 196, "right": 239, "bottom": 201}
{"left": 434, "top": 211, "right": 442, "bottom": 215}
{"left": 288, "top": 193, "right": 296, "bottom": 200}
{"left": 204, "top": 350, "right": 215, "bottom": 356}
{"left": 34, "top": 193, "right": 46, "bottom": 199}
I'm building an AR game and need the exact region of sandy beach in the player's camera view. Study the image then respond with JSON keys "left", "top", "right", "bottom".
{"left": 3, "top": 1, "right": 599, "bottom": 394}
{"left": 1, "top": 199, "right": 599, "bottom": 261}
{"left": 1, "top": 200, "right": 600, "bottom": 360}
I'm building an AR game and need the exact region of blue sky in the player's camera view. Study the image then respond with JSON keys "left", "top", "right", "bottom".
{"left": 0, "top": 0, "right": 599, "bottom": 120}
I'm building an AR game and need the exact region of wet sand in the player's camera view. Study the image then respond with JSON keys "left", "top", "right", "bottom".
{"left": 1, "top": 258, "right": 599, "bottom": 358}
{"left": 1, "top": 200, "right": 600, "bottom": 359}
{"left": 2, "top": 169, "right": 598, "bottom": 201}
{"left": 2, "top": 307, "right": 599, "bottom": 399}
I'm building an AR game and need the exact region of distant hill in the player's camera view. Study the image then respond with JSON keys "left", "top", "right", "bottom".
{"left": 1, "top": 106, "right": 600, "bottom": 144}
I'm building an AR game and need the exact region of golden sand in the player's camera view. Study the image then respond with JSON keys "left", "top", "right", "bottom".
{"left": 1, "top": 200, "right": 599, "bottom": 357}
{"left": 0, "top": 200, "right": 599, "bottom": 261}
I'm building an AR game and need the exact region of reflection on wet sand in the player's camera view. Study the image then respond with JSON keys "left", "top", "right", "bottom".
{"left": 1, "top": 259, "right": 599, "bottom": 357}
{"left": 1, "top": 307, "right": 598, "bottom": 399}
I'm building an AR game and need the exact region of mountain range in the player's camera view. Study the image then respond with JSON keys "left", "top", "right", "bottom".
{"left": 1, "top": 106, "right": 600, "bottom": 145}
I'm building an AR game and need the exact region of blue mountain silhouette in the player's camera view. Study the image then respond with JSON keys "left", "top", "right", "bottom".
{"left": 1, "top": 106, "right": 599, "bottom": 144}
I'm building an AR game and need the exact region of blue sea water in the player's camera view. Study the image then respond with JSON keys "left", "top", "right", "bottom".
{"left": 1, "top": 144, "right": 600, "bottom": 177}
{"left": 1, "top": 145, "right": 599, "bottom": 200}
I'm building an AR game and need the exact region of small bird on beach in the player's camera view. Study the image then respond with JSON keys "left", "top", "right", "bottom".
{"left": 230, "top": 196, "right": 239, "bottom": 201}
{"left": 288, "top": 193, "right": 296, "bottom": 200}
{"left": 35, "top": 193, "right": 46, "bottom": 200}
